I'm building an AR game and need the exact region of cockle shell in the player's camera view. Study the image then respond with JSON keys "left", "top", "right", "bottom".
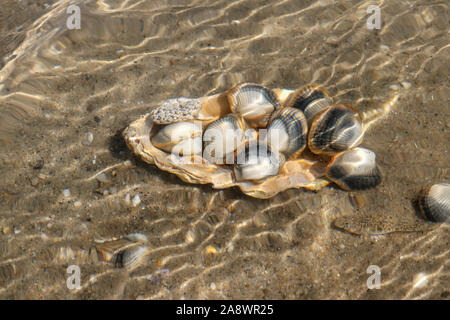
{"left": 151, "top": 121, "right": 203, "bottom": 155}
{"left": 285, "top": 83, "right": 332, "bottom": 121}
{"left": 202, "top": 114, "right": 249, "bottom": 164}
{"left": 418, "top": 183, "right": 450, "bottom": 223}
{"left": 123, "top": 89, "right": 330, "bottom": 199}
{"left": 265, "top": 107, "right": 308, "bottom": 159}
{"left": 227, "top": 83, "right": 281, "bottom": 128}
{"left": 326, "top": 147, "right": 382, "bottom": 191}
{"left": 308, "top": 104, "right": 364, "bottom": 155}
{"left": 234, "top": 143, "right": 283, "bottom": 181}
{"left": 93, "top": 233, "right": 150, "bottom": 270}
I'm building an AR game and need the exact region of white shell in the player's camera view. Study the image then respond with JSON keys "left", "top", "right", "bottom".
{"left": 228, "top": 83, "right": 280, "bottom": 128}
{"left": 151, "top": 121, "right": 203, "bottom": 155}
{"left": 203, "top": 114, "right": 248, "bottom": 164}
{"left": 234, "top": 144, "right": 283, "bottom": 181}
{"left": 326, "top": 147, "right": 382, "bottom": 190}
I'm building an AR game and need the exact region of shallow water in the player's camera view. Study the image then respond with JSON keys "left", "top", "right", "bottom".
{"left": 0, "top": 0, "right": 448, "bottom": 299}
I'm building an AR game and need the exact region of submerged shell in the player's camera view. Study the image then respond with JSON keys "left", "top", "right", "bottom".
{"left": 151, "top": 121, "right": 203, "bottom": 155}
{"left": 227, "top": 83, "right": 280, "bottom": 128}
{"left": 308, "top": 104, "right": 364, "bottom": 155}
{"left": 326, "top": 147, "right": 382, "bottom": 191}
{"left": 115, "top": 245, "right": 150, "bottom": 270}
{"left": 234, "top": 143, "right": 283, "bottom": 181}
{"left": 265, "top": 107, "right": 308, "bottom": 159}
{"left": 94, "top": 234, "right": 149, "bottom": 270}
{"left": 203, "top": 114, "right": 249, "bottom": 164}
{"left": 418, "top": 183, "right": 450, "bottom": 222}
{"left": 149, "top": 95, "right": 230, "bottom": 125}
{"left": 150, "top": 97, "right": 203, "bottom": 124}
{"left": 285, "top": 84, "right": 332, "bottom": 121}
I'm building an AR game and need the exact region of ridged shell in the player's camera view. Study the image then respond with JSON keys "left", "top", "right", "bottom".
{"left": 308, "top": 104, "right": 364, "bottom": 155}
{"left": 227, "top": 83, "right": 281, "bottom": 128}
{"left": 151, "top": 121, "right": 203, "bottom": 155}
{"left": 265, "top": 107, "right": 308, "bottom": 159}
{"left": 203, "top": 114, "right": 248, "bottom": 164}
{"left": 418, "top": 183, "right": 450, "bottom": 222}
{"left": 234, "top": 143, "right": 284, "bottom": 181}
{"left": 285, "top": 84, "right": 332, "bottom": 121}
{"left": 115, "top": 245, "right": 150, "bottom": 270}
{"left": 326, "top": 147, "right": 382, "bottom": 191}
{"left": 94, "top": 234, "right": 149, "bottom": 270}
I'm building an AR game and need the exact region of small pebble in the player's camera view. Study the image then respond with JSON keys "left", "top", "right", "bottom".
{"left": 82, "top": 132, "right": 94, "bottom": 146}
{"left": 2, "top": 226, "right": 11, "bottom": 235}
{"left": 95, "top": 173, "right": 109, "bottom": 183}
{"left": 131, "top": 194, "right": 141, "bottom": 207}
{"left": 413, "top": 272, "right": 428, "bottom": 288}
{"left": 62, "top": 189, "right": 71, "bottom": 197}
{"left": 30, "top": 178, "right": 39, "bottom": 187}
{"left": 124, "top": 194, "right": 131, "bottom": 205}
{"left": 30, "top": 157, "right": 44, "bottom": 170}
{"left": 74, "top": 201, "right": 82, "bottom": 208}
{"left": 401, "top": 81, "right": 412, "bottom": 89}
{"left": 210, "top": 282, "right": 216, "bottom": 290}
{"left": 380, "top": 44, "right": 390, "bottom": 52}
{"left": 389, "top": 84, "right": 400, "bottom": 90}
{"left": 205, "top": 245, "right": 217, "bottom": 254}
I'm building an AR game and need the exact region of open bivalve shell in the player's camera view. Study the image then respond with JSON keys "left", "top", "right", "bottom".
{"left": 123, "top": 87, "right": 331, "bottom": 199}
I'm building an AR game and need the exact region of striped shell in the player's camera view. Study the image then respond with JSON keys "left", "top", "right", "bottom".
{"left": 227, "top": 83, "right": 281, "bottom": 128}
{"left": 265, "top": 107, "right": 308, "bottom": 159}
{"left": 418, "top": 183, "right": 450, "bottom": 222}
{"left": 285, "top": 84, "right": 333, "bottom": 121}
{"left": 202, "top": 114, "right": 249, "bottom": 164}
{"left": 308, "top": 104, "right": 364, "bottom": 155}
{"left": 234, "top": 143, "right": 284, "bottom": 181}
{"left": 326, "top": 147, "right": 382, "bottom": 191}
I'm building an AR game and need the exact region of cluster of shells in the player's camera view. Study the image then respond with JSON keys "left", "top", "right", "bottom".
{"left": 124, "top": 83, "right": 384, "bottom": 199}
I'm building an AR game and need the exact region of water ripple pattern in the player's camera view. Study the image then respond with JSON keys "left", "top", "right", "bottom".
{"left": 0, "top": 0, "right": 448, "bottom": 299}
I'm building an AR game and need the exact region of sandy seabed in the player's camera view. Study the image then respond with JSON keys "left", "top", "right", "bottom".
{"left": 0, "top": 0, "right": 448, "bottom": 299}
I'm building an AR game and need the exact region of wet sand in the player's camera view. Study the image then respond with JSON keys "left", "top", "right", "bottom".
{"left": 0, "top": 0, "right": 448, "bottom": 299}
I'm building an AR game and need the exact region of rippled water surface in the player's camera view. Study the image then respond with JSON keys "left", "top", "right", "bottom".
{"left": 0, "top": 0, "right": 448, "bottom": 299}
